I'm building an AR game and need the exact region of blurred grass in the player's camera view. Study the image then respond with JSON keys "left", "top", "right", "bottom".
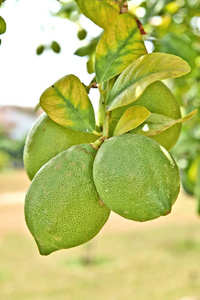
{"left": 1, "top": 221, "right": 200, "bottom": 300}
{"left": 0, "top": 170, "right": 200, "bottom": 300}
{"left": 0, "top": 169, "right": 30, "bottom": 193}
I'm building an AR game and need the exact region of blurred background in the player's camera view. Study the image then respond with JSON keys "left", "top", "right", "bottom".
{"left": 0, "top": 0, "right": 200, "bottom": 299}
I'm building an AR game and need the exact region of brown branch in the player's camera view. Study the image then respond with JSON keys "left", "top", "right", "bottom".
{"left": 135, "top": 17, "right": 147, "bottom": 35}
{"left": 90, "top": 82, "right": 98, "bottom": 89}
{"left": 120, "top": 1, "right": 128, "bottom": 14}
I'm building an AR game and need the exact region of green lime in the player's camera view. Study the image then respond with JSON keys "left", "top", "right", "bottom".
{"left": 110, "top": 81, "right": 182, "bottom": 150}
{"left": 36, "top": 45, "right": 44, "bottom": 55}
{"left": 0, "top": 16, "right": 6, "bottom": 35}
{"left": 77, "top": 29, "right": 87, "bottom": 40}
{"left": 25, "top": 143, "right": 110, "bottom": 255}
{"left": 51, "top": 41, "right": 61, "bottom": 53}
{"left": 93, "top": 134, "right": 180, "bottom": 222}
{"left": 23, "top": 114, "right": 98, "bottom": 180}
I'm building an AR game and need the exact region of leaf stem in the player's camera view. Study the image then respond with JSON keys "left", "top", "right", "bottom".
{"left": 83, "top": 76, "right": 97, "bottom": 94}
{"left": 98, "top": 83, "right": 107, "bottom": 95}
{"left": 93, "top": 130, "right": 103, "bottom": 136}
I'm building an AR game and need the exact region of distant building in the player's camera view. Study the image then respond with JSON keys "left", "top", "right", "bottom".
{"left": 0, "top": 106, "right": 42, "bottom": 140}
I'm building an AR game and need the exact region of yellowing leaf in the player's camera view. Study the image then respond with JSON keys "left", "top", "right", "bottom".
{"left": 106, "top": 52, "right": 191, "bottom": 111}
{"left": 113, "top": 105, "right": 150, "bottom": 136}
{"left": 40, "top": 75, "right": 96, "bottom": 133}
{"left": 74, "top": 0, "right": 119, "bottom": 30}
{"left": 133, "top": 109, "right": 197, "bottom": 137}
{"left": 95, "top": 13, "right": 147, "bottom": 83}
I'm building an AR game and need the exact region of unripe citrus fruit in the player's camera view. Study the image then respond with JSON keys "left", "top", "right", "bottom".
{"left": 0, "top": 16, "right": 6, "bottom": 35}
{"left": 51, "top": 41, "right": 61, "bottom": 53}
{"left": 23, "top": 113, "right": 98, "bottom": 180}
{"left": 77, "top": 29, "right": 87, "bottom": 40}
{"left": 25, "top": 143, "right": 110, "bottom": 255}
{"left": 110, "top": 81, "right": 181, "bottom": 150}
{"left": 36, "top": 45, "right": 45, "bottom": 55}
{"left": 93, "top": 134, "right": 180, "bottom": 222}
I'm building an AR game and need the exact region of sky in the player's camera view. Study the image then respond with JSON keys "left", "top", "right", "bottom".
{"left": 0, "top": 0, "right": 102, "bottom": 108}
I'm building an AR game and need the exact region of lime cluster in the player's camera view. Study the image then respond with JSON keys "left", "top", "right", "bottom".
{"left": 24, "top": 106, "right": 180, "bottom": 255}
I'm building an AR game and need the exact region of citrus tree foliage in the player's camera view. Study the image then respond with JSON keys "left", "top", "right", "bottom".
{"left": 22, "top": 0, "right": 199, "bottom": 255}
{"left": 54, "top": 0, "right": 200, "bottom": 212}
{"left": 133, "top": 0, "right": 200, "bottom": 210}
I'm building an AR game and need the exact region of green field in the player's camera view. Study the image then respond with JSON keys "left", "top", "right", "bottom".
{"left": 1, "top": 170, "right": 200, "bottom": 300}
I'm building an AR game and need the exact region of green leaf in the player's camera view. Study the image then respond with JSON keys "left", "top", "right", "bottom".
{"left": 40, "top": 75, "right": 96, "bottom": 133}
{"left": 74, "top": 0, "right": 119, "bottom": 30}
{"left": 0, "top": 16, "right": 6, "bottom": 35}
{"left": 74, "top": 45, "right": 92, "bottom": 57}
{"left": 74, "top": 36, "right": 100, "bottom": 57}
{"left": 106, "top": 52, "right": 191, "bottom": 111}
{"left": 132, "top": 109, "right": 197, "bottom": 137}
{"left": 95, "top": 13, "right": 147, "bottom": 83}
{"left": 113, "top": 105, "right": 150, "bottom": 136}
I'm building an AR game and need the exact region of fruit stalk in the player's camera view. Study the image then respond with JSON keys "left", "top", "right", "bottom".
{"left": 97, "top": 78, "right": 116, "bottom": 129}
{"left": 90, "top": 136, "right": 105, "bottom": 150}
{"left": 103, "top": 112, "right": 111, "bottom": 140}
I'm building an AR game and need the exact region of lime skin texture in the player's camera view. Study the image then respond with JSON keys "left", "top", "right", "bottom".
{"left": 93, "top": 134, "right": 180, "bottom": 222}
{"left": 23, "top": 113, "right": 98, "bottom": 180}
{"left": 109, "top": 81, "right": 182, "bottom": 151}
{"left": 25, "top": 143, "right": 110, "bottom": 256}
